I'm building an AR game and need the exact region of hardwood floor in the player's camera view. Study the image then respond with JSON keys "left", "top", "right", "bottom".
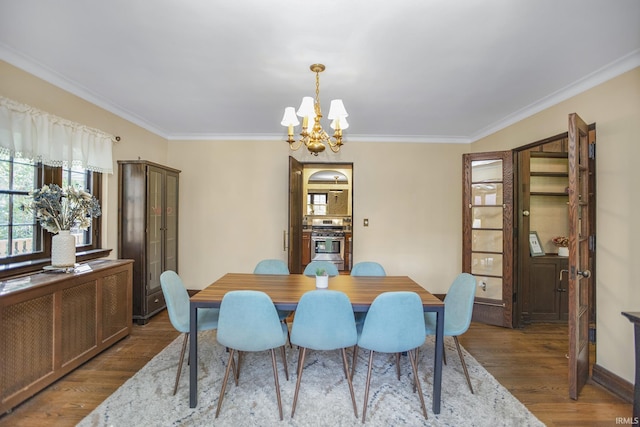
{"left": 0, "top": 311, "right": 632, "bottom": 426}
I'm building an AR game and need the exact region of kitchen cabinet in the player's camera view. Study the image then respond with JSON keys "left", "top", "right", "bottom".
{"left": 302, "top": 231, "right": 311, "bottom": 267}
{"left": 118, "top": 161, "right": 180, "bottom": 325}
{"left": 0, "top": 259, "right": 133, "bottom": 413}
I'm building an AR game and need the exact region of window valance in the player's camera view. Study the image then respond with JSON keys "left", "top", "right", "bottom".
{"left": 0, "top": 96, "right": 115, "bottom": 174}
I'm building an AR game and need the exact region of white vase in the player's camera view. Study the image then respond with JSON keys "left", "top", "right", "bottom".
{"left": 315, "top": 275, "right": 329, "bottom": 289}
{"left": 558, "top": 246, "right": 569, "bottom": 257}
{"left": 51, "top": 230, "right": 76, "bottom": 267}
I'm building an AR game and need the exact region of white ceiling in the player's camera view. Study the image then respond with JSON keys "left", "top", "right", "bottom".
{"left": 1, "top": 0, "right": 639, "bottom": 143}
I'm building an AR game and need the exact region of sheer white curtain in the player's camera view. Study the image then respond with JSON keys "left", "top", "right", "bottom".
{"left": 0, "top": 96, "right": 115, "bottom": 174}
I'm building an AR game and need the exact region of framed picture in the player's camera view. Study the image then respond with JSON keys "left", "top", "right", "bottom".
{"left": 529, "top": 231, "right": 545, "bottom": 257}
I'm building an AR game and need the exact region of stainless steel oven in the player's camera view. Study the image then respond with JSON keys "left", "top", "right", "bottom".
{"left": 311, "top": 231, "right": 345, "bottom": 271}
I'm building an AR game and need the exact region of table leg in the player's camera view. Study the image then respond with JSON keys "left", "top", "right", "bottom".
{"left": 189, "top": 302, "right": 198, "bottom": 408}
{"left": 432, "top": 307, "right": 444, "bottom": 414}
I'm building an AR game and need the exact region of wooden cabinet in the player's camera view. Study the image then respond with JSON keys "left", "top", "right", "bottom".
{"left": 118, "top": 161, "right": 180, "bottom": 324}
{"left": 525, "top": 256, "right": 569, "bottom": 322}
{"left": 302, "top": 231, "right": 311, "bottom": 267}
{"left": 0, "top": 259, "right": 133, "bottom": 413}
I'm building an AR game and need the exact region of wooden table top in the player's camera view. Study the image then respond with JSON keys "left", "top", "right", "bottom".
{"left": 191, "top": 273, "right": 444, "bottom": 312}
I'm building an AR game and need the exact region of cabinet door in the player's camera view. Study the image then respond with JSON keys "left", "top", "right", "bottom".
{"left": 302, "top": 232, "right": 311, "bottom": 266}
{"left": 164, "top": 171, "right": 179, "bottom": 272}
{"left": 147, "top": 167, "right": 163, "bottom": 294}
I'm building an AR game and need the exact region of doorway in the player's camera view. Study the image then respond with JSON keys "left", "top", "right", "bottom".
{"left": 515, "top": 125, "right": 596, "bottom": 328}
{"left": 288, "top": 157, "right": 353, "bottom": 274}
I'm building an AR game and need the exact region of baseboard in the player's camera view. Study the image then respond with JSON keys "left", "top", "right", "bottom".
{"left": 592, "top": 363, "right": 634, "bottom": 403}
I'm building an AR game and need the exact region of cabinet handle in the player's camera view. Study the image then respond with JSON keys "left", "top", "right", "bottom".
{"left": 154, "top": 298, "right": 159, "bottom": 303}
{"left": 522, "top": 210, "right": 530, "bottom": 217}
{"left": 559, "top": 269, "right": 568, "bottom": 281}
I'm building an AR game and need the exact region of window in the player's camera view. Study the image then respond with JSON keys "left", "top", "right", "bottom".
{"left": 0, "top": 154, "right": 102, "bottom": 267}
{"left": 307, "top": 193, "right": 328, "bottom": 215}
{"left": 62, "top": 165, "right": 101, "bottom": 250}
{"left": 0, "top": 153, "right": 40, "bottom": 259}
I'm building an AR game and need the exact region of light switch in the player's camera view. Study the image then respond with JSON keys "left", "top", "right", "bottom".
{"left": 363, "top": 218, "right": 369, "bottom": 227}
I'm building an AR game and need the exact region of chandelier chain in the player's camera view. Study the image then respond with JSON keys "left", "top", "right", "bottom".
{"left": 315, "top": 70, "right": 322, "bottom": 118}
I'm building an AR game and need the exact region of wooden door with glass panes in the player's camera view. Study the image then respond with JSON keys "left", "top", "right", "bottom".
{"left": 463, "top": 151, "right": 514, "bottom": 328}
{"left": 567, "top": 113, "right": 593, "bottom": 399}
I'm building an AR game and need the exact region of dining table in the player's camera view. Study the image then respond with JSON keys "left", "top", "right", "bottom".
{"left": 188, "top": 273, "right": 445, "bottom": 414}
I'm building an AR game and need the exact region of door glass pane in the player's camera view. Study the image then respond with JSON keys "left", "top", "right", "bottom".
{"left": 165, "top": 174, "right": 178, "bottom": 272}
{"left": 471, "top": 253, "right": 503, "bottom": 277}
{"left": 471, "top": 183, "right": 503, "bottom": 205}
{"left": 148, "top": 169, "right": 162, "bottom": 292}
{"left": 474, "top": 276, "right": 503, "bottom": 300}
{"left": 472, "top": 159, "right": 503, "bottom": 182}
{"left": 472, "top": 207, "right": 503, "bottom": 229}
{"left": 472, "top": 230, "right": 502, "bottom": 252}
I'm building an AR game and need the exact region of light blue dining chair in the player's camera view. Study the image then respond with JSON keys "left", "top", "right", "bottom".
{"left": 424, "top": 272, "right": 477, "bottom": 393}
{"left": 350, "top": 261, "right": 386, "bottom": 277}
{"left": 160, "top": 270, "right": 219, "bottom": 395}
{"left": 215, "top": 290, "right": 289, "bottom": 420}
{"left": 356, "top": 291, "right": 428, "bottom": 422}
{"left": 289, "top": 290, "right": 358, "bottom": 418}
{"left": 253, "top": 259, "right": 290, "bottom": 275}
{"left": 350, "top": 261, "right": 387, "bottom": 327}
{"left": 303, "top": 260, "right": 339, "bottom": 276}
{"left": 253, "top": 259, "right": 292, "bottom": 345}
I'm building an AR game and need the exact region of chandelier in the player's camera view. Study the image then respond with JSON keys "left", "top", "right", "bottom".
{"left": 281, "top": 64, "right": 349, "bottom": 155}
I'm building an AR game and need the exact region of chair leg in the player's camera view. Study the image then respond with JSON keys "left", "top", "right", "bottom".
{"left": 270, "top": 348, "right": 284, "bottom": 420}
{"left": 173, "top": 333, "right": 189, "bottom": 395}
{"left": 408, "top": 349, "right": 428, "bottom": 419}
{"left": 215, "top": 348, "right": 236, "bottom": 418}
{"left": 341, "top": 348, "right": 358, "bottom": 418}
{"left": 234, "top": 351, "right": 242, "bottom": 386}
{"left": 362, "top": 350, "right": 375, "bottom": 423}
{"left": 291, "top": 347, "right": 307, "bottom": 418}
{"left": 351, "top": 345, "right": 359, "bottom": 380}
{"left": 412, "top": 347, "right": 420, "bottom": 393}
{"left": 280, "top": 345, "right": 289, "bottom": 381}
{"left": 296, "top": 346, "right": 304, "bottom": 379}
{"left": 443, "top": 343, "right": 447, "bottom": 365}
{"left": 454, "top": 336, "right": 474, "bottom": 394}
{"left": 395, "top": 352, "right": 401, "bottom": 380}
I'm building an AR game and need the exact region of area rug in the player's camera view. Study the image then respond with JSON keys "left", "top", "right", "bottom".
{"left": 78, "top": 331, "right": 543, "bottom": 426}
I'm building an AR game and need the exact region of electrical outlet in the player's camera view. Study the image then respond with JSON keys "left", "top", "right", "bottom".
{"left": 363, "top": 218, "right": 369, "bottom": 227}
